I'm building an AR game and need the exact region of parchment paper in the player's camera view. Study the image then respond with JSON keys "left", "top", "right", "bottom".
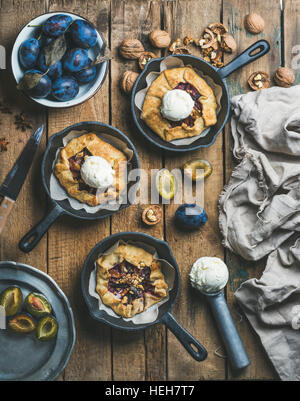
{"left": 135, "top": 56, "right": 222, "bottom": 146}
{"left": 50, "top": 130, "right": 134, "bottom": 213}
{"left": 88, "top": 240, "right": 176, "bottom": 324}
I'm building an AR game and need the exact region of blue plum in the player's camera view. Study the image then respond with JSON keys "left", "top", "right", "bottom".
{"left": 62, "top": 48, "right": 89, "bottom": 73}
{"left": 175, "top": 203, "right": 208, "bottom": 231}
{"left": 69, "top": 19, "right": 97, "bottom": 49}
{"left": 37, "top": 51, "right": 63, "bottom": 81}
{"left": 24, "top": 69, "right": 52, "bottom": 98}
{"left": 43, "top": 14, "right": 72, "bottom": 37}
{"left": 52, "top": 76, "right": 79, "bottom": 101}
{"left": 74, "top": 59, "right": 96, "bottom": 83}
{"left": 19, "top": 38, "right": 40, "bottom": 69}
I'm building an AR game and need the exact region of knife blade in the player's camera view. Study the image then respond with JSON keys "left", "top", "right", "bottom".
{"left": 0, "top": 124, "right": 44, "bottom": 234}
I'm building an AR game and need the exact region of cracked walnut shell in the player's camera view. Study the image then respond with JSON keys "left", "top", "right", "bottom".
{"left": 138, "top": 51, "right": 156, "bottom": 70}
{"left": 120, "top": 70, "right": 139, "bottom": 95}
{"left": 244, "top": 13, "right": 265, "bottom": 34}
{"left": 149, "top": 30, "right": 171, "bottom": 48}
{"left": 142, "top": 205, "right": 163, "bottom": 226}
{"left": 274, "top": 67, "right": 295, "bottom": 88}
{"left": 221, "top": 34, "right": 237, "bottom": 53}
{"left": 119, "top": 38, "right": 145, "bottom": 59}
{"left": 248, "top": 71, "right": 270, "bottom": 90}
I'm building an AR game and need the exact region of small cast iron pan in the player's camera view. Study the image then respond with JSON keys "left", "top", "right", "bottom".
{"left": 81, "top": 232, "right": 208, "bottom": 362}
{"left": 131, "top": 40, "right": 270, "bottom": 152}
{"left": 19, "top": 122, "right": 141, "bottom": 253}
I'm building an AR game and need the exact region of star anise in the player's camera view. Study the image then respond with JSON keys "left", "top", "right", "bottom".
{"left": 14, "top": 113, "right": 33, "bottom": 132}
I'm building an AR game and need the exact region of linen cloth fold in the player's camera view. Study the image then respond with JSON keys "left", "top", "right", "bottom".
{"left": 219, "top": 86, "right": 300, "bottom": 381}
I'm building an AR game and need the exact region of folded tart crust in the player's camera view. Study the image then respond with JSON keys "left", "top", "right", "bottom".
{"left": 141, "top": 66, "right": 217, "bottom": 142}
{"left": 96, "top": 243, "right": 168, "bottom": 318}
{"left": 54, "top": 133, "right": 127, "bottom": 207}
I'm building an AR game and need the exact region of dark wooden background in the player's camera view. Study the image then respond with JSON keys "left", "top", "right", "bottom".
{"left": 1, "top": 0, "right": 298, "bottom": 380}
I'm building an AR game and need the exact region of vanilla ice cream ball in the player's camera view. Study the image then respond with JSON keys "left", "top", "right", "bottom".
{"left": 81, "top": 156, "right": 115, "bottom": 189}
{"left": 161, "top": 89, "right": 194, "bottom": 121}
{"left": 189, "top": 257, "right": 229, "bottom": 294}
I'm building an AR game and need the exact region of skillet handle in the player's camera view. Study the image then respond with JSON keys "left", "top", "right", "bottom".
{"left": 217, "top": 40, "right": 270, "bottom": 80}
{"left": 19, "top": 203, "right": 64, "bottom": 253}
{"left": 162, "top": 312, "right": 207, "bottom": 361}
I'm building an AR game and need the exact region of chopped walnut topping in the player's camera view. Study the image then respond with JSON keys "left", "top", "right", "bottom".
{"left": 183, "top": 36, "right": 193, "bottom": 46}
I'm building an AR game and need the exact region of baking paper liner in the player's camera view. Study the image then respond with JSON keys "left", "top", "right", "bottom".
{"left": 135, "top": 56, "right": 222, "bottom": 146}
{"left": 50, "top": 129, "right": 134, "bottom": 213}
{"left": 88, "top": 240, "right": 176, "bottom": 325}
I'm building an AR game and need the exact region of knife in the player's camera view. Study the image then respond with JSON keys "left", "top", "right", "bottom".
{"left": 0, "top": 125, "right": 44, "bottom": 235}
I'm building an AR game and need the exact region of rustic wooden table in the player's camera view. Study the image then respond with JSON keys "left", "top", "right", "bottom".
{"left": 1, "top": 0, "right": 298, "bottom": 381}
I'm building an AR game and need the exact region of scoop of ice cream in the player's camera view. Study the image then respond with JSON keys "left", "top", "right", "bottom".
{"left": 189, "top": 257, "right": 229, "bottom": 294}
{"left": 81, "top": 156, "right": 115, "bottom": 189}
{"left": 161, "top": 89, "right": 194, "bottom": 121}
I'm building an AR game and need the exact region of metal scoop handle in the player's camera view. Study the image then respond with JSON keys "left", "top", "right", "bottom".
{"left": 206, "top": 292, "right": 250, "bottom": 370}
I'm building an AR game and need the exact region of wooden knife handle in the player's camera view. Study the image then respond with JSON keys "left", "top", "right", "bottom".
{"left": 0, "top": 196, "right": 15, "bottom": 235}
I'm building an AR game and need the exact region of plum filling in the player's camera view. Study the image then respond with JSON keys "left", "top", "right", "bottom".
{"left": 68, "top": 147, "right": 97, "bottom": 195}
{"left": 166, "top": 82, "right": 202, "bottom": 128}
{"left": 108, "top": 261, "right": 155, "bottom": 305}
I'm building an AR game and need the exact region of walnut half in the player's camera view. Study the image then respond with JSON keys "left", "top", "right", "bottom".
{"left": 248, "top": 71, "right": 270, "bottom": 91}
{"left": 138, "top": 51, "right": 156, "bottom": 70}
{"left": 142, "top": 205, "right": 163, "bottom": 226}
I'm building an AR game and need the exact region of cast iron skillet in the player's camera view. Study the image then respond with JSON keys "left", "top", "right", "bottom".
{"left": 19, "top": 122, "right": 141, "bottom": 253}
{"left": 131, "top": 40, "right": 270, "bottom": 152}
{"left": 81, "top": 232, "right": 208, "bottom": 362}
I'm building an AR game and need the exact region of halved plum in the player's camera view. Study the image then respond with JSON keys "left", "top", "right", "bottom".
{"left": 8, "top": 313, "right": 36, "bottom": 333}
{"left": 0, "top": 286, "right": 23, "bottom": 317}
{"left": 25, "top": 293, "right": 52, "bottom": 318}
{"left": 36, "top": 315, "right": 58, "bottom": 341}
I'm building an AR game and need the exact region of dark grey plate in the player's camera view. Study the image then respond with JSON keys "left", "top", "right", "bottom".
{"left": 0, "top": 261, "right": 76, "bottom": 381}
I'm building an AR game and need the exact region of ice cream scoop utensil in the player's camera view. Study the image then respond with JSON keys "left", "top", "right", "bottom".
{"left": 190, "top": 257, "right": 250, "bottom": 370}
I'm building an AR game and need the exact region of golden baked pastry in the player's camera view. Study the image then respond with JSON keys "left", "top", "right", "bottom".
{"left": 54, "top": 133, "right": 127, "bottom": 207}
{"left": 141, "top": 66, "right": 217, "bottom": 141}
{"left": 96, "top": 243, "right": 168, "bottom": 318}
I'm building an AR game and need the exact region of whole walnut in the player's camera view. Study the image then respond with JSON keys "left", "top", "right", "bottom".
{"left": 119, "top": 39, "right": 144, "bottom": 59}
{"left": 149, "top": 30, "right": 171, "bottom": 48}
{"left": 120, "top": 70, "right": 139, "bottom": 95}
{"left": 244, "top": 13, "right": 265, "bottom": 34}
{"left": 274, "top": 67, "right": 295, "bottom": 88}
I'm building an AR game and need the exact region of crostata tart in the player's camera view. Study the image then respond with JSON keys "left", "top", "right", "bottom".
{"left": 96, "top": 243, "right": 168, "bottom": 318}
{"left": 55, "top": 133, "right": 127, "bottom": 207}
{"left": 141, "top": 66, "right": 217, "bottom": 142}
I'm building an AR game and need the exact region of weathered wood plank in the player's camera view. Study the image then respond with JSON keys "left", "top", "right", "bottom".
{"left": 163, "top": 0, "right": 226, "bottom": 381}
{"left": 0, "top": 0, "right": 47, "bottom": 269}
{"left": 223, "top": 0, "right": 280, "bottom": 380}
{"left": 284, "top": 0, "right": 300, "bottom": 83}
{"left": 110, "top": 0, "right": 166, "bottom": 381}
{"left": 47, "top": 0, "right": 112, "bottom": 381}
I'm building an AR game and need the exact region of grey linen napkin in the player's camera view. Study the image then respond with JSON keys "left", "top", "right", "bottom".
{"left": 218, "top": 86, "right": 300, "bottom": 381}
